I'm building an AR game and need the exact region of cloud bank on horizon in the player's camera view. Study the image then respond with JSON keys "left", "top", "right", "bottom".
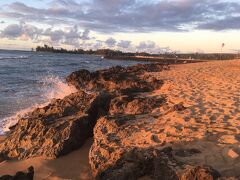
{"left": 0, "top": 0, "right": 240, "bottom": 52}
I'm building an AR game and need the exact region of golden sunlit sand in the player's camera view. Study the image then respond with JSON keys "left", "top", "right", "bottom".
{"left": 150, "top": 59, "right": 240, "bottom": 177}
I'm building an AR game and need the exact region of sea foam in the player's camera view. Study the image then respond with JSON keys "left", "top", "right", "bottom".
{"left": 0, "top": 75, "right": 77, "bottom": 135}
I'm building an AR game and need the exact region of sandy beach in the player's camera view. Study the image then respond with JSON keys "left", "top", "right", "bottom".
{"left": 0, "top": 60, "right": 239, "bottom": 179}
{"left": 151, "top": 60, "right": 240, "bottom": 177}
{"left": 0, "top": 137, "right": 93, "bottom": 180}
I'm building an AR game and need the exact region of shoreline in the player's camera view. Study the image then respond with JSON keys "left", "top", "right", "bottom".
{"left": 104, "top": 55, "right": 209, "bottom": 63}
{"left": 0, "top": 60, "right": 239, "bottom": 179}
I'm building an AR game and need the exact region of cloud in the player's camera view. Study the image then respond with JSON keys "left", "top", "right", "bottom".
{"left": 0, "top": 22, "right": 92, "bottom": 48}
{"left": 198, "top": 16, "right": 240, "bottom": 31}
{"left": 0, "top": 21, "right": 179, "bottom": 52}
{"left": 137, "top": 41, "right": 156, "bottom": 51}
{"left": 1, "top": 0, "right": 240, "bottom": 32}
{"left": 1, "top": 24, "right": 22, "bottom": 38}
{"left": 43, "top": 28, "right": 65, "bottom": 42}
{"left": 117, "top": 40, "right": 131, "bottom": 49}
{"left": 105, "top": 37, "right": 117, "bottom": 47}
{"left": 92, "top": 40, "right": 104, "bottom": 50}
{"left": 80, "top": 29, "right": 90, "bottom": 40}
{"left": 42, "top": 26, "right": 92, "bottom": 47}
{"left": 0, "top": 22, "right": 42, "bottom": 40}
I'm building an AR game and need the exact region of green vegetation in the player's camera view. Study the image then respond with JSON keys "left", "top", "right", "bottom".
{"left": 35, "top": 45, "right": 238, "bottom": 60}
{"left": 36, "top": 45, "right": 126, "bottom": 56}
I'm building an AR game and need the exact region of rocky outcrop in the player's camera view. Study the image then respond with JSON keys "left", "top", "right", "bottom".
{"left": 0, "top": 91, "right": 111, "bottom": 159}
{"left": 89, "top": 113, "right": 221, "bottom": 180}
{"left": 88, "top": 113, "right": 160, "bottom": 178}
{"left": 66, "top": 63, "right": 167, "bottom": 93}
{"left": 93, "top": 147, "right": 179, "bottom": 180}
{"left": 90, "top": 136, "right": 221, "bottom": 180}
{"left": 0, "top": 62, "right": 225, "bottom": 179}
{"left": 0, "top": 166, "right": 34, "bottom": 180}
{"left": 180, "top": 166, "right": 221, "bottom": 180}
{"left": 0, "top": 63, "right": 167, "bottom": 160}
{"left": 109, "top": 94, "right": 166, "bottom": 115}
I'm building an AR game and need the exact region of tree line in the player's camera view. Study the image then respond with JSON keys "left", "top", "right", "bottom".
{"left": 35, "top": 45, "right": 238, "bottom": 60}
{"left": 36, "top": 44, "right": 133, "bottom": 56}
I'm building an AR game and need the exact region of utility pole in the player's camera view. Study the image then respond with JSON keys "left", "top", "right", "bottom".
{"left": 220, "top": 43, "right": 225, "bottom": 60}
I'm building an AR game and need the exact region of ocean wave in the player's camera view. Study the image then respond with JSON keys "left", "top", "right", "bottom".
{"left": 0, "top": 75, "right": 77, "bottom": 135}
{"left": 0, "top": 55, "right": 30, "bottom": 60}
{"left": 41, "top": 75, "right": 77, "bottom": 100}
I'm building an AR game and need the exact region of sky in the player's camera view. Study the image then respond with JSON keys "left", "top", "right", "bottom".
{"left": 0, "top": 0, "right": 240, "bottom": 53}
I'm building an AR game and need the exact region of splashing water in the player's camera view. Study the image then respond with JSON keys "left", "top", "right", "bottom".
{"left": 0, "top": 50, "right": 145, "bottom": 135}
{"left": 0, "top": 75, "right": 77, "bottom": 135}
{"left": 0, "top": 105, "right": 44, "bottom": 134}
{"left": 42, "top": 75, "right": 77, "bottom": 100}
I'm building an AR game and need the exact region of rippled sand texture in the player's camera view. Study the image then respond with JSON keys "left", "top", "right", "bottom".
{"left": 151, "top": 60, "right": 240, "bottom": 177}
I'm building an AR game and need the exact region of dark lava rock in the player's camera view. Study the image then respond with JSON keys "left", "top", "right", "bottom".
{"left": 172, "top": 103, "right": 187, "bottom": 112}
{"left": 89, "top": 114, "right": 166, "bottom": 179}
{"left": 66, "top": 63, "right": 165, "bottom": 93}
{"left": 90, "top": 141, "right": 221, "bottom": 180}
{"left": 180, "top": 165, "right": 221, "bottom": 180}
{"left": 89, "top": 114, "right": 221, "bottom": 180}
{"left": 175, "top": 148, "right": 201, "bottom": 157}
{"left": 0, "top": 91, "right": 111, "bottom": 160}
{"left": 109, "top": 94, "right": 165, "bottom": 115}
{"left": 94, "top": 147, "right": 179, "bottom": 180}
{"left": 0, "top": 166, "right": 34, "bottom": 180}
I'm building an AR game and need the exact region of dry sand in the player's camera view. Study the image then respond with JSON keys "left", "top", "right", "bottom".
{"left": 150, "top": 59, "right": 240, "bottom": 177}
{"left": 0, "top": 60, "right": 239, "bottom": 179}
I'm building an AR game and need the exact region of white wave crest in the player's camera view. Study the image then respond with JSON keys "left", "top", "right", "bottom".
{"left": 42, "top": 75, "right": 77, "bottom": 100}
{"left": 0, "top": 75, "right": 77, "bottom": 135}
{"left": 0, "top": 104, "right": 46, "bottom": 135}
{"left": 0, "top": 55, "right": 30, "bottom": 60}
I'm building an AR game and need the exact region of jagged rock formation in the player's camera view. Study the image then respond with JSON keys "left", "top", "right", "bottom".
{"left": 109, "top": 95, "right": 166, "bottom": 115}
{"left": 89, "top": 111, "right": 222, "bottom": 179}
{"left": 0, "top": 63, "right": 225, "bottom": 179}
{"left": 180, "top": 166, "right": 221, "bottom": 180}
{"left": 0, "top": 63, "right": 167, "bottom": 160}
{"left": 0, "top": 166, "right": 34, "bottom": 180}
{"left": 66, "top": 63, "right": 168, "bottom": 93}
{"left": 0, "top": 91, "right": 111, "bottom": 159}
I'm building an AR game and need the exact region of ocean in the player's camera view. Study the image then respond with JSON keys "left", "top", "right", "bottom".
{"left": 0, "top": 49, "right": 143, "bottom": 134}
